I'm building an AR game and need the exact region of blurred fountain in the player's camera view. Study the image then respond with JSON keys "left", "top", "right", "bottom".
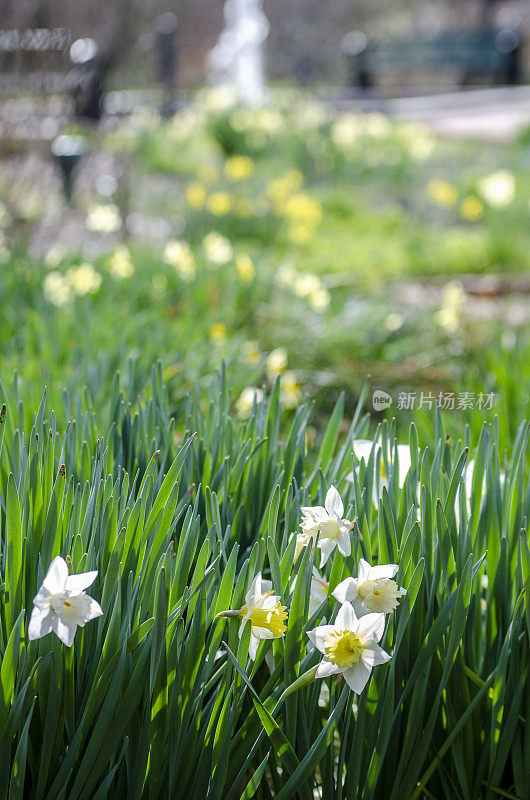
{"left": 208, "top": 0, "right": 269, "bottom": 107}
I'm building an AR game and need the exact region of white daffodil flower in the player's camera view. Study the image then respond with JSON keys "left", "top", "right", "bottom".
{"left": 290, "top": 567, "right": 329, "bottom": 619}
{"left": 307, "top": 602, "right": 390, "bottom": 693}
{"left": 333, "top": 558, "right": 406, "bottom": 617}
{"left": 239, "top": 573, "right": 287, "bottom": 660}
{"left": 346, "top": 439, "right": 412, "bottom": 504}
{"left": 300, "top": 486, "right": 352, "bottom": 567}
{"left": 28, "top": 556, "right": 103, "bottom": 647}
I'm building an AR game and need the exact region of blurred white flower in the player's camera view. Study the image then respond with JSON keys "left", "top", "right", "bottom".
{"left": 67, "top": 263, "right": 102, "bottom": 296}
{"left": 347, "top": 439, "right": 412, "bottom": 503}
{"left": 309, "top": 287, "right": 330, "bottom": 312}
{"left": 294, "top": 273, "right": 320, "bottom": 298}
{"left": 85, "top": 203, "right": 121, "bottom": 233}
{"left": 307, "top": 602, "right": 390, "bottom": 693}
{"left": 236, "top": 386, "right": 263, "bottom": 419}
{"left": 44, "top": 244, "right": 67, "bottom": 269}
{"left": 477, "top": 171, "right": 515, "bottom": 208}
{"left": 301, "top": 486, "right": 351, "bottom": 567}
{"left": 43, "top": 271, "right": 73, "bottom": 307}
{"left": 333, "top": 558, "right": 406, "bottom": 616}
{"left": 266, "top": 347, "right": 288, "bottom": 380}
{"left": 28, "top": 556, "right": 103, "bottom": 647}
{"left": 107, "top": 246, "right": 134, "bottom": 279}
{"left": 277, "top": 263, "right": 297, "bottom": 288}
{"left": 203, "top": 232, "right": 233, "bottom": 267}
{"left": 164, "top": 240, "right": 196, "bottom": 281}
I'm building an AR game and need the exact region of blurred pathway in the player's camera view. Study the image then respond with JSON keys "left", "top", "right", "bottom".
{"left": 335, "top": 86, "right": 530, "bottom": 141}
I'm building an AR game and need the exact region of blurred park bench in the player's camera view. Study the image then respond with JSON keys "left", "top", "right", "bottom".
{"left": 0, "top": 27, "right": 71, "bottom": 95}
{"left": 342, "top": 28, "right": 521, "bottom": 90}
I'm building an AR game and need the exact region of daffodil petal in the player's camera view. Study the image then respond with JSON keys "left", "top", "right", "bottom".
{"left": 82, "top": 597, "right": 103, "bottom": 623}
{"left": 252, "top": 626, "right": 275, "bottom": 640}
{"left": 316, "top": 660, "right": 341, "bottom": 678}
{"left": 334, "top": 602, "right": 357, "bottom": 631}
{"left": 245, "top": 573, "right": 262, "bottom": 607}
{"left": 343, "top": 660, "right": 371, "bottom": 693}
{"left": 65, "top": 570, "right": 98, "bottom": 593}
{"left": 307, "top": 624, "right": 335, "bottom": 653}
{"left": 337, "top": 530, "right": 351, "bottom": 558}
{"left": 28, "top": 607, "right": 54, "bottom": 640}
{"left": 352, "top": 440, "right": 376, "bottom": 462}
{"left": 332, "top": 577, "right": 357, "bottom": 605}
{"left": 41, "top": 556, "right": 68, "bottom": 594}
{"left": 368, "top": 564, "right": 399, "bottom": 580}
{"left": 52, "top": 616, "right": 77, "bottom": 647}
{"left": 301, "top": 505, "right": 326, "bottom": 518}
{"left": 356, "top": 612, "right": 385, "bottom": 643}
{"left": 357, "top": 558, "right": 371, "bottom": 583}
{"left": 362, "top": 643, "right": 391, "bottom": 666}
{"left": 318, "top": 538, "right": 336, "bottom": 567}
{"left": 325, "top": 486, "right": 344, "bottom": 518}
{"left": 248, "top": 634, "right": 259, "bottom": 660}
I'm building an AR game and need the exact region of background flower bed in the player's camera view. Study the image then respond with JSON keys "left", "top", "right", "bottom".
{"left": 0, "top": 371, "right": 529, "bottom": 799}
{"left": 1, "top": 91, "right": 530, "bottom": 446}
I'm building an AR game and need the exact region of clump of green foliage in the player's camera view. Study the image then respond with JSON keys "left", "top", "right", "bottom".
{"left": 1, "top": 367, "right": 529, "bottom": 799}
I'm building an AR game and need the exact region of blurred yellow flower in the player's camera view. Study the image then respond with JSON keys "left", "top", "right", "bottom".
{"left": 266, "top": 170, "right": 304, "bottom": 206}
{"left": 236, "top": 253, "right": 255, "bottom": 281}
{"left": 67, "top": 263, "right": 102, "bottom": 296}
{"left": 207, "top": 192, "right": 233, "bottom": 216}
{"left": 283, "top": 193, "right": 322, "bottom": 226}
{"left": 164, "top": 240, "right": 196, "bottom": 281}
{"left": 107, "top": 246, "right": 135, "bottom": 279}
{"left": 210, "top": 323, "right": 227, "bottom": 343}
{"left": 436, "top": 280, "right": 466, "bottom": 332}
{"left": 427, "top": 180, "right": 458, "bottom": 208}
{"left": 478, "top": 170, "right": 515, "bottom": 208}
{"left": 185, "top": 182, "right": 207, "bottom": 209}
{"left": 281, "top": 370, "right": 302, "bottom": 409}
{"left": 224, "top": 155, "right": 254, "bottom": 181}
{"left": 203, "top": 232, "right": 233, "bottom": 267}
{"left": 242, "top": 340, "right": 262, "bottom": 364}
{"left": 236, "top": 386, "right": 264, "bottom": 419}
{"left": 288, "top": 225, "right": 315, "bottom": 244}
{"left": 267, "top": 347, "right": 288, "bottom": 380}
{"left": 460, "top": 196, "right": 484, "bottom": 221}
